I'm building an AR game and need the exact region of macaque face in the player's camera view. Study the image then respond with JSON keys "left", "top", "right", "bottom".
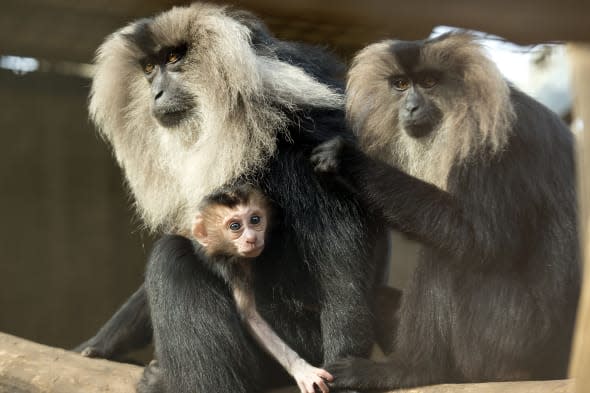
{"left": 193, "top": 201, "right": 268, "bottom": 259}
{"left": 221, "top": 203, "right": 267, "bottom": 258}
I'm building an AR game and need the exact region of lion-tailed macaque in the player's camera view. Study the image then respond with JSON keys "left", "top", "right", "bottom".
{"left": 312, "top": 32, "right": 579, "bottom": 390}
{"left": 77, "top": 4, "right": 386, "bottom": 393}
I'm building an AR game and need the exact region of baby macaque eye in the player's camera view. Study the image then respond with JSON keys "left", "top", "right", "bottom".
{"left": 229, "top": 222, "right": 241, "bottom": 231}
{"left": 250, "top": 215, "right": 261, "bottom": 225}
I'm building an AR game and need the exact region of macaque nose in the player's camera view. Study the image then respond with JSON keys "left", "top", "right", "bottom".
{"left": 245, "top": 231, "right": 257, "bottom": 244}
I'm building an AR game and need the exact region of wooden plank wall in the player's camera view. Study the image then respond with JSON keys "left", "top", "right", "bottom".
{"left": 0, "top": 69, "right": 152, "bottom": 358}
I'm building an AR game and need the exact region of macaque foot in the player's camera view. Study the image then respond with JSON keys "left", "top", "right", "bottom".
{"left": 80, "top": 346, "right": 107, "bottom": 358}
{"left": 73, "top": 338, "right": 112, "bottom": 360}
{"left": 327, "top": 357, "right": 386, "bottom": 391}
{"left": 137, "top": 360, "right": 165, "bottom": 393}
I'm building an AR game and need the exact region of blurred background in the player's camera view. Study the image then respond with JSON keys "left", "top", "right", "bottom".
{"left": 0, "top": 0, "right": 589, "bottom": 370}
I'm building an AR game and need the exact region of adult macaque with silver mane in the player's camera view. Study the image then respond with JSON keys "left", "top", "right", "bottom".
{"left": 76, "top": 3, "right": 383, "bottom": 393}
{"left": 312, "top": 33, "right": 579, "bottom": 389}
{"left": 192, "top": 183, "right": 334, "bottom": 393}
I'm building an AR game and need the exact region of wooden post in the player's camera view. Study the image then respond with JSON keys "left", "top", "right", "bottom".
{"left": 567, "top": 43, "right": 590, "bottom": 393}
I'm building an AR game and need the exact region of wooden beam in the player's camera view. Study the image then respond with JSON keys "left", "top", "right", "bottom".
{"left": 1, "top": 0, "right": 589, "bottom": 63}
{"left": 237, "top": 0, "right": 590, "bottom": 44}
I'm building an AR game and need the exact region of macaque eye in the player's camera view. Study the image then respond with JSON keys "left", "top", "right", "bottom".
{"left": 391, "top": 76, "right": 411, "bottom": 91}
{"left": 144, "top": 63, "right": 155, "bottom": 74}
{"left": 250, "top": 215, "right": 261, "bottom": 225}
{"left": 166, "top": 52, "right": 181, "bottom": 64}
{"left": 229, "top": 222, "right": 241, "bottom": 231}
{"left": 419, "top": 75, "right": 438, "bottom": 88}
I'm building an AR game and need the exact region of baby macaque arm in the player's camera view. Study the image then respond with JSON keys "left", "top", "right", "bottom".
{"left": 232, "top": 286, "right": 334, "bottom": 393}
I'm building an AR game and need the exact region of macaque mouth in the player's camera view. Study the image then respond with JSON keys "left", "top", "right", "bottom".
{"left": 241, "top": 244, "right": 265, "bottom": 258}
{"left": 154, "top": 107, "right": 193, "bottom": 128}
{"left": 404, "top": 119, "right": 437, "bottom": 139}
{"left": 402, "top": 105, "right": 442, "bottom": 139}
{"left": 152, "top": 96, "right": 196, "bottom": 128}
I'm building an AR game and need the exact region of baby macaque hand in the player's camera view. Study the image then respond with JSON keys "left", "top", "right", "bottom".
{"left": 292, "top": 359, "right": 334, "bottom": 393}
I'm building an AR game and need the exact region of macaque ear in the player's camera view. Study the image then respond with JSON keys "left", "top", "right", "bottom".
{"left": 192, "top": 214, "right": 209, "bottom": 247}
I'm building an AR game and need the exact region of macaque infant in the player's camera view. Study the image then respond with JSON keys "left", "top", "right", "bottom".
{"left": 192, "top": 183, "right": 334, "bottom": 393}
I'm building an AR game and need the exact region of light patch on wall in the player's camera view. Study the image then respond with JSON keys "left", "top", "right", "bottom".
{"left": 0, "top": 55, "right": 39, "bottom": 75}
{"left": 0, "top": 54, "right": 94, "bottom": 79}
{"left": 431, "top": 26, "right": 572, "bottom": 118}
{"left": 573, "top": 117, "right": 585, "bottom": 135}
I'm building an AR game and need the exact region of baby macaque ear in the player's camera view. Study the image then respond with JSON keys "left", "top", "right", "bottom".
{"left": 192, "top": 214, "right": 209, "bottom": 247}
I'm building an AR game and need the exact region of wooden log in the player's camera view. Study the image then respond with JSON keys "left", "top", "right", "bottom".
{"left": 0, "top": 332, "right": 575, "bottom": 393}
{"left": 275, "top": 380, "right": 574, "bottom": 393}
{"left": 0, "top": 332, "right": 141, "bottom": 393}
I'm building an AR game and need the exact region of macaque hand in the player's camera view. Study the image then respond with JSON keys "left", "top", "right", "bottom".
{"left": 310, "top": 137, "right": 359, "bottom": 195}
{"left": 292, "top": 359, "right": 334, "bottom": 393}
{"left": 310, "top": 136, "right": 347, "bottom": 175}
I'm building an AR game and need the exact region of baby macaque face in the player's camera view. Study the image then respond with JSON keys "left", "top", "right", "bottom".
{"left": 193, "top": 197, "right": 269, "bottom": 259}
{"left": 219, "top": 203, "right": 267, "bottom": 258}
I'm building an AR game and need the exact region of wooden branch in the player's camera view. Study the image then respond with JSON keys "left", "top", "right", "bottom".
{"left": 274, "top": 379, "right": 574, "bottom": 393}
{"left": 0, "top": 332, "right": 141, "bottom": 393}
{"left": 0, "top": 332, "right": 575, "bottom": 393}
{"left": 393, "top": 380, "right": 573, "bottom": 393}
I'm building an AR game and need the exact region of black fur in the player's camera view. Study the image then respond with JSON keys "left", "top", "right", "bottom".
{"left": 77, "top": 10, "right": 387, "bottom": 393}
{"left": 390, "top": 41, "right": 422, "bottom": 74}
{"left": 138, "top": 113, "right": 383, "bottom": 392}
{"left": 312, "top": 87, "right": 580, "bottom": 389}
{"left": 142, "top": 108, "right": 382, "bottom": 392}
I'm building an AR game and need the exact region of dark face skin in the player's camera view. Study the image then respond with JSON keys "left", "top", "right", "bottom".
{"left": 391, "top": 73, "right": 443, "bottom": 138}
{"left": 140, "top": 44, "right": 195, "bottom": 127}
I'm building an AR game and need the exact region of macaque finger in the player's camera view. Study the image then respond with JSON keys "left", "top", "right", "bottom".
{"left": 297, "top": 380, "right": 309, "bottom": 393}
{"left": 305, "top": 380, "right": 318, "bottom": 393}
{"left": 314, "top": 367, "right": 334, "bottom": 382}
{"left": 314, "top": 378, "right": 330, "bottom": 393}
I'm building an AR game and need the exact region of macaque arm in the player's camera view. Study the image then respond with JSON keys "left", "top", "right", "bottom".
{"left": 232, "top": 286, "right": 334, "bottom": 393}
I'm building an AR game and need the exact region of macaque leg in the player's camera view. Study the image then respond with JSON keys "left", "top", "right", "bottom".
{"left": 74, "top": 285, "right": 152, "bottom": 361}
{"left": 232, "top": 283, "right": 333, "bottom": 393}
